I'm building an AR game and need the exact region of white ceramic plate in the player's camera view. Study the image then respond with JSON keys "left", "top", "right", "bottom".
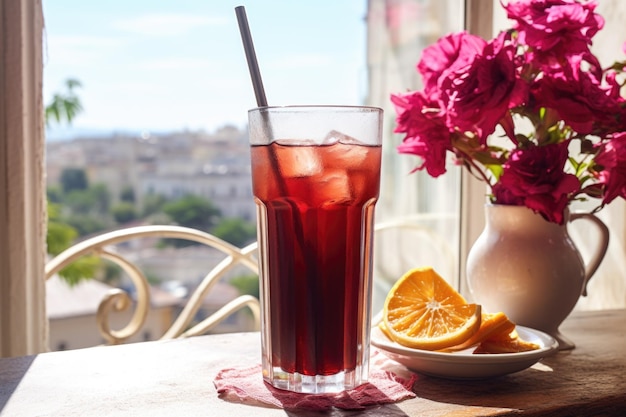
{"left": 371, "top": 325, "right": 558, "bottom": 380}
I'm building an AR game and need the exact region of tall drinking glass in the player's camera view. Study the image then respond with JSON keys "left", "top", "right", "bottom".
{"left": 248, "top": 105, "right": 383, "bottom": 393}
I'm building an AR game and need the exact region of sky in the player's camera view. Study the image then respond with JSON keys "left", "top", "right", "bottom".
{"left": 43, "top": 0, "right": 368, "bottom": 140}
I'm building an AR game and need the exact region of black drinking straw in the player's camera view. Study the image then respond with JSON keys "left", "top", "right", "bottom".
{"left": 235, "top": 6, "right": 268, "bottom": 107}
{"left": 235, "top": 6, "right": 307, "bottom": 257}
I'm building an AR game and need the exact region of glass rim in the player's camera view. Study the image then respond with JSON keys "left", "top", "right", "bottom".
{"left": 248, "top": 104, "right": 383, "bottom": 113}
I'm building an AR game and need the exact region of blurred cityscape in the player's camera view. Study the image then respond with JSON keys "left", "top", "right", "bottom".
{"left": 45, "top": 125, "right": 259, "bottom": 351}
{"left": 46, "top": 125, "right": 255, "bottom": 222}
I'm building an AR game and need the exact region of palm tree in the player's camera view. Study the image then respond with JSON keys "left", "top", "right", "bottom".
{"left": 45, "top": 78, "right": 97, "bottom": 285}
{"left": 45, "top": 78, "right": 83, "bottom": 126}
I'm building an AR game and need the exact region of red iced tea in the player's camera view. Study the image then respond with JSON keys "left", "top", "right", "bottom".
{"left": 252, "top": 140, "right": 381, "bottom": 379}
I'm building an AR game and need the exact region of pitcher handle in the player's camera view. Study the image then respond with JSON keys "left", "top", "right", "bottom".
{"left": 569, "top": 213, "right": 610, "bottom": 296}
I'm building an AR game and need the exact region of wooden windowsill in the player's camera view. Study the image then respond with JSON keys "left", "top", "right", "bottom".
{"left": 1, "top": 309, "right": 625, "bottom": 416}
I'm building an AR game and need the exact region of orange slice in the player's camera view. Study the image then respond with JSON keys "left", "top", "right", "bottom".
{"left": 381, "top": 267, "right": 481, "bottom": 350}
{"left": 442, "top": 311, "right": 516, "bottom": 352}
{"left": 474, "top": 329, "right": 540, "bottom": 353}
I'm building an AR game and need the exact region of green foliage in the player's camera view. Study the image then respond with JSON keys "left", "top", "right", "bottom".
{"left": 47, "top": 186, "right": 63, "bottom": 204}
{"left": 46, "top": 203, "right": 78, "bottom": 255}
{"left": 60, "top": 168, "right": 88, "bottom": 193}
{"left": 111, "top": 202, "right": 138, "bottom": 224}
{"left": 45, "top": 79, "right": 102, "bottom": 286}
{"left": 45, "top": 78, "right": 83, "bottom": 127}
{"left": 485, "top": 164, "right": 504, "bottom": 182}
{"left": 46, "top": 222, "right": 77, "bottom": 255}
{"left": 161, "top": 195, "right": 222, "bottom": 247}
{"left": 212, "top": 217, "right": 256, "bottom": 247}
{"left": 100, "top": 262, "right": 123, "bottom": 286}
{"left": 141, "top": 193, "right": 168, "bottom": 217}
{"left": 230, "top": 274, "right": 260, "bottom": 299}
{"left": 57, "top": 256, "right": 102, "bottom": 287}
{"left": 119, "top": 186, "right": 136, "bottom": 203}
{"left": 89, "top": 184, "right": 112, "bottom": 214}
{"left": 162, "top": 194, "right": 221, "bottom": 231}
{"left": 64, "top": 183, "right": 111, "bottom": 216}
{"left": 65, "top": 189, "right": 98, "bottom": 215}
{"left": 47, "top": 202, "right": 100, "bottom": 286}
{"left": 65, "top": 214, "right": 108, "bottom": 236}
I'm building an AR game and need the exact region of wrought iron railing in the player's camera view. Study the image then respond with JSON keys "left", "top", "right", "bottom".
{"left": 45, "top": 225, "right": 260, "bottom": 345}
{"left": 45, "top": 220, "right": 455, "bottom": 345}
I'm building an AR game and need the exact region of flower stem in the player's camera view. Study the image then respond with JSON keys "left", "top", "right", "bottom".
{"left": 457, "top": 151, "right": 495, "bottom": 193}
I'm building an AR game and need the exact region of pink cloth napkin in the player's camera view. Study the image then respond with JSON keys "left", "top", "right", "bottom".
{"left": 213, "top": 350, "right": 417, "bottom": 410}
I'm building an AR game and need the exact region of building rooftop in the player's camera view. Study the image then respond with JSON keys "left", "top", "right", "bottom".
{"left": 46, "top": 275, "right": 182, "bottom": 320}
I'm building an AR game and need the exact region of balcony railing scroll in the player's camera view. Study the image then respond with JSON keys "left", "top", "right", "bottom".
{"left": 45, "top": 225, "right": 260, "bottom": 345}
{"left": 45, "top": 219, "right": 455, "bottom": 346}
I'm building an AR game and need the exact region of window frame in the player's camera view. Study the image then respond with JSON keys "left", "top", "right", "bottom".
{"left": 0, "top": 0, "right": 48, "bottom": 357}
{"left": 458, "top": 0, "right": 494, "bottom": 294}
{"left": 0, "top": 0, "right": 490, "bottom": 357}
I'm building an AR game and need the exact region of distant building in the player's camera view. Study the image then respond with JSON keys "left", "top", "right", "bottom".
{"left": 46, "top": 126, "right": 256, "bottom": 221}
{"left": 46, "top": 272, "right": 257, "bottom": 352}
{"left": 127, "top": 244, "right": 254, "bottom": 287}
{"left": 46, "top": 275, "right": 179, "bottom": 351}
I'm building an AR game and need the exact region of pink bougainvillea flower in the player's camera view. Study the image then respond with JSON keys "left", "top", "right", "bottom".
{"left": 390, "top": 0, "right": 626, "bottom": 224}
{"left": 503, "top": 0, "right": 604, "bottom": 59}
{"left": 442, "top": 32, "right": 528, "bottom": 141}
{"left": 530, "top": 55, "right": 620, "bottom": 135}
{"left": 594, "top": 132, "right": 626, "bottom": 205}
{"left": 604, "top": 70, "right": 622, "bottom": 100}
{"left": 492, "top": 142, "right": 580, "bottom": 224}
{"left": 391, "top": 91, "right": 452, "bottom": 177}
{"left": 417, "top": 31, "right": 486, "bottom": 100}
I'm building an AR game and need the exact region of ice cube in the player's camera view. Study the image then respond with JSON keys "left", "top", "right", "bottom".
{"left": 321, "top": 131, "right": 369, "bottom": 170}
{"left": 322, "top": 130, "right": 364, "bottom": 145}
{"left": 316, "top": 168, "right": 353, "bottom": 207}
{"left": 274, "top": 143, "right": 322, "bottom": 178}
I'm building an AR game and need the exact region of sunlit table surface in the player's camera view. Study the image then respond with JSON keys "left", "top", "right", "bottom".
{"left": 1, "top": 309, "right": 625, "bottom": 417}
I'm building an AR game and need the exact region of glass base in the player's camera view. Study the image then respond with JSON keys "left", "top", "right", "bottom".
{"left": 264, "top": 366, "right": 367, "bottom": 394}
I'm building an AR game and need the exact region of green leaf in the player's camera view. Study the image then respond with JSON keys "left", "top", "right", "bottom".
{"left": 44, "top": 78, "right": 84, "bottom": 126}
{"left": 485, "top": 164, "right": 503, "bottom": 181}
{"left": 57, "top": 256, "right": 102, "bottom": 287}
